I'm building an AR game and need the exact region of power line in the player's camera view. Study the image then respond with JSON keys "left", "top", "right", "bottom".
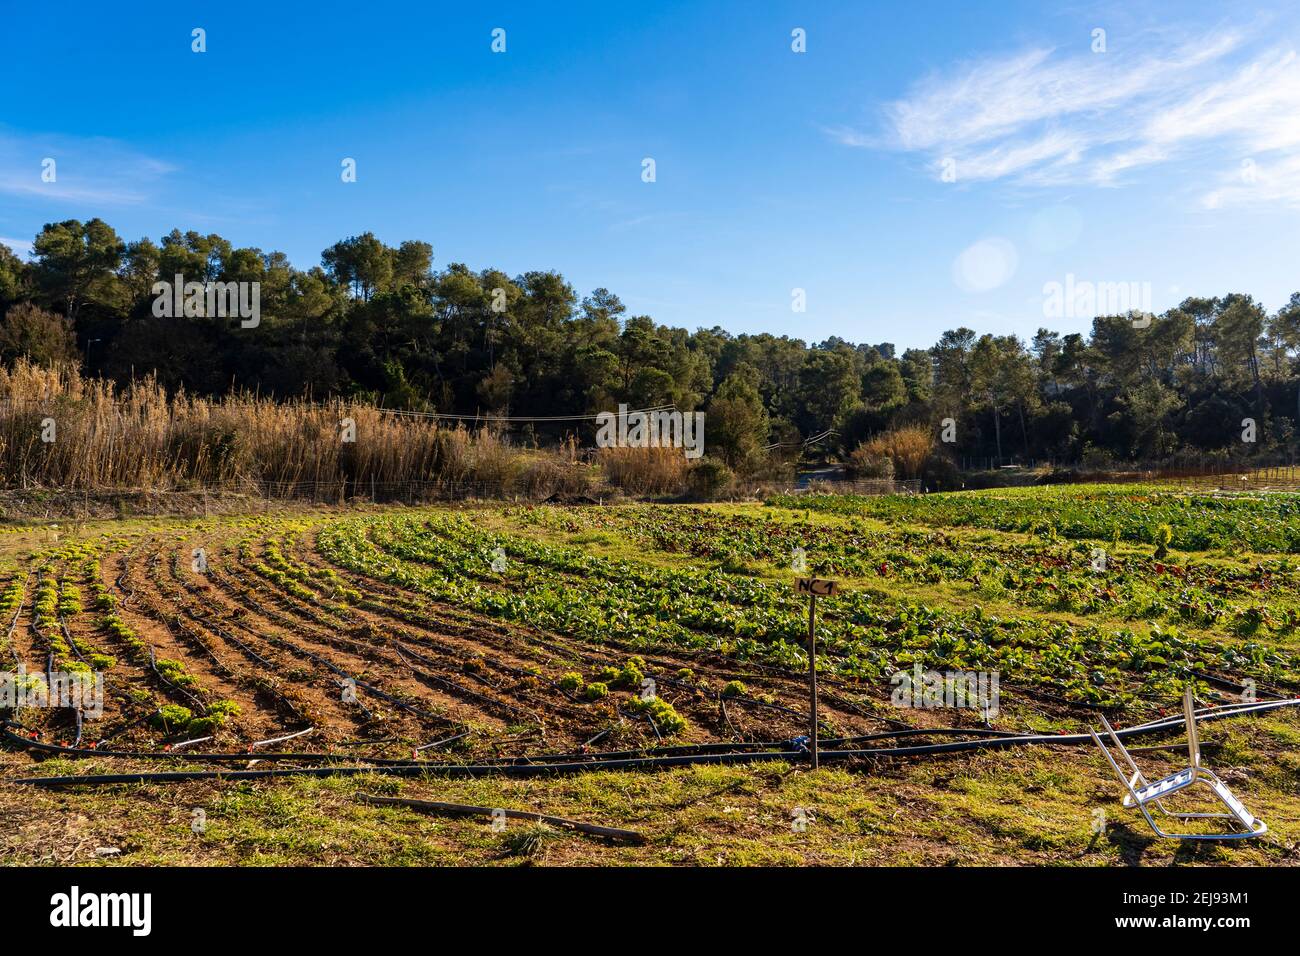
{"left": 0, "top": 395, "right": 678, "bottom": 425}
{"left": 374, "top": 403, "right": 678, "bottom": 424}
{"left": 764, "top": 428, "right": 839, "bottom": 451}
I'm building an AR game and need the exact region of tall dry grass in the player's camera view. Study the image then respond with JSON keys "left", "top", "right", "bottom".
{"left": 856, "top": 425, "right": 933, "bottom": 480}
{"left": 597, "top": 446, "right": 688, "bottom": 496}
{"left": 0, "top": 360, "right": 595, "bottom": 498}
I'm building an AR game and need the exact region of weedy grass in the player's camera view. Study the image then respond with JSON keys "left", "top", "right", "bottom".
{"left": 5, "top": 716, "right": 1299, "bottom": 866}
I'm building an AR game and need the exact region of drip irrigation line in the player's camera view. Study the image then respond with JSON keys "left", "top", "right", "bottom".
{"left": 215, "top": 572, "right": 449, "bottom": 725}
{"left": 147, "top": 646, "right": 208, "bottom": 715}
{"left": 3, "top": 571, "right": 33, "bottom": 667}
{"left": 10, "top": 698, "right": 1297, "bottom": 787}
{"left": 414, "top": 731, "right": 471, "bottom": 753}
{"left": 390, "top": 642, "right": 521, "bottom": 719}
{"left": 191, "top": 572, "right": 427, "bottom": 725}
{"left": 58, "top": 611, "right": 88, "bottom": 668}
{"left": 113, "top": 555, "right": 135, "bottom": 607}
{"left": 0, "top": 720, "right": 1031, "bottom": 766}
{"left": 332, "top": 736, "right": 398, "bottom": 748}
{"left": 1, "top": 722, "right": 425, "bottom": 765}
{"left": 250, "top": 727, "right": 315, "bottom": 750}
{"left": 94, "top": 708, "right": 161, "bottom": 748}
{"left": 152, "top": 557, "right": 330, "bottom": 729}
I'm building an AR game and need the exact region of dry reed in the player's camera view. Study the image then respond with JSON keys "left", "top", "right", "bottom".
{"left": 0, "top": 360, "right": 598, "bottom": 498}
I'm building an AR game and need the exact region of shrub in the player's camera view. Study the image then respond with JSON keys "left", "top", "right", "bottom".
{"left": 921, "top": 451, "right": 962, "bottom": 491}
{"left": 685, "top": 458, "right": 734, "bottom": 500}
{"left": 0, "top": 304, "right": 77, "bottom": 367}
{"left": 1080, "top": 444, "right": 1116, "bottom": 471}
{"left": 517, "top": 453, "right": 595, "bottom": 501}
{"left": 847, "top": 444, "right": 895, "bottom": 479}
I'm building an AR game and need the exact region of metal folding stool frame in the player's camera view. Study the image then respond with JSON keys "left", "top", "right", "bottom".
{"left": 1090, "top": 688, "right": 1267, "bottom": 840}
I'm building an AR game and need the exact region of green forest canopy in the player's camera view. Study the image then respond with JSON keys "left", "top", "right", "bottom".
{"left": 2, "top": 217, "right": 1299, "bottom": 471}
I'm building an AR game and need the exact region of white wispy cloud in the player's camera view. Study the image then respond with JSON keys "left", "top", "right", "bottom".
{"left": 0, "top": 129, "right": 176, "bottom": 207}
{"left": 850, "top": 27, "right": 1300, "bottom": 206}
{"left": 1202, "top": 152, "right": 1300, "bottom": 209}
{"left": 0, "top": 237, "right": 33, "bottom": 258}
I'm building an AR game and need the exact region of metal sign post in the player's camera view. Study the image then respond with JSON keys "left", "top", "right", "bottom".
{"left": 794, "top": 577, "right": 839, "bottom": 770}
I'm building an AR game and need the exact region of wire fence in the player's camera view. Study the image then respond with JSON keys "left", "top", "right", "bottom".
{"left": 1050, "top": 453, "right": 1300, "bottom": 492}
{"left": 736, "top": 478, "right": 921, "bottom": 497}
{"left": 249, "top": 477, "right": 603, "bottom": 503}
{"left": 0, "top": 473, "right": 927, "bottom": 520}
{"left": 0, "top": 479, "right": 603, "bottom": 520}
{"left": 957, "top": 452, "right": 1300, "bottom": 492}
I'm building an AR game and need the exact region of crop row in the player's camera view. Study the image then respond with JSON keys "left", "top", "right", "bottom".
{"left": 768, "top": 485, "right": 1300, "bottom": 553}
{"left": 315, "top": 511, "right": 1300, "bottom": 705}
{"left": 511, "top": 505, "right": 1300, "bottom": 635}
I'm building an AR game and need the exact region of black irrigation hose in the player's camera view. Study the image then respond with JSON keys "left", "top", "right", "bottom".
{"left": 0, "top": 719, "right": 1036, "bottom": 766}
{"left": 172, "top": 568, "right": 407, "bottom": 724}
{"left": 3, "top": 572, "right": 33, "bottom": 667}
{"left": 4, "top": 697, "right": 1282, "bottom": 766}
{"left": 12, "top": 697, "right": 1300, "bottom": 787}
{"left": 94, "top": 708, "right": 161, "bottom": 748}
{"left": 147, "top": 646, "right": 209, "bottom": 716}
{"left": 1, "top": 721, "right": 417, "bottom": 765}
{"left": 58, "top": 612, "right": 89, "bottom": 668}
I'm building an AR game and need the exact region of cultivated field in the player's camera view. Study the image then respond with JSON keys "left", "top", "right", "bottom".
{"left": 3, "top": 485, "right": 1300, "bottom": 866}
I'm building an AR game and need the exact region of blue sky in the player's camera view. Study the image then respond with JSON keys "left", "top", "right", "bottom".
{"left": 2, "top": 0, "right": 1299, "bottom": 350}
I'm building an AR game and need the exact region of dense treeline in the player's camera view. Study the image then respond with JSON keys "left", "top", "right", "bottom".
{"left": 2, "top": 217, "right": 1299, "bottom": 477}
